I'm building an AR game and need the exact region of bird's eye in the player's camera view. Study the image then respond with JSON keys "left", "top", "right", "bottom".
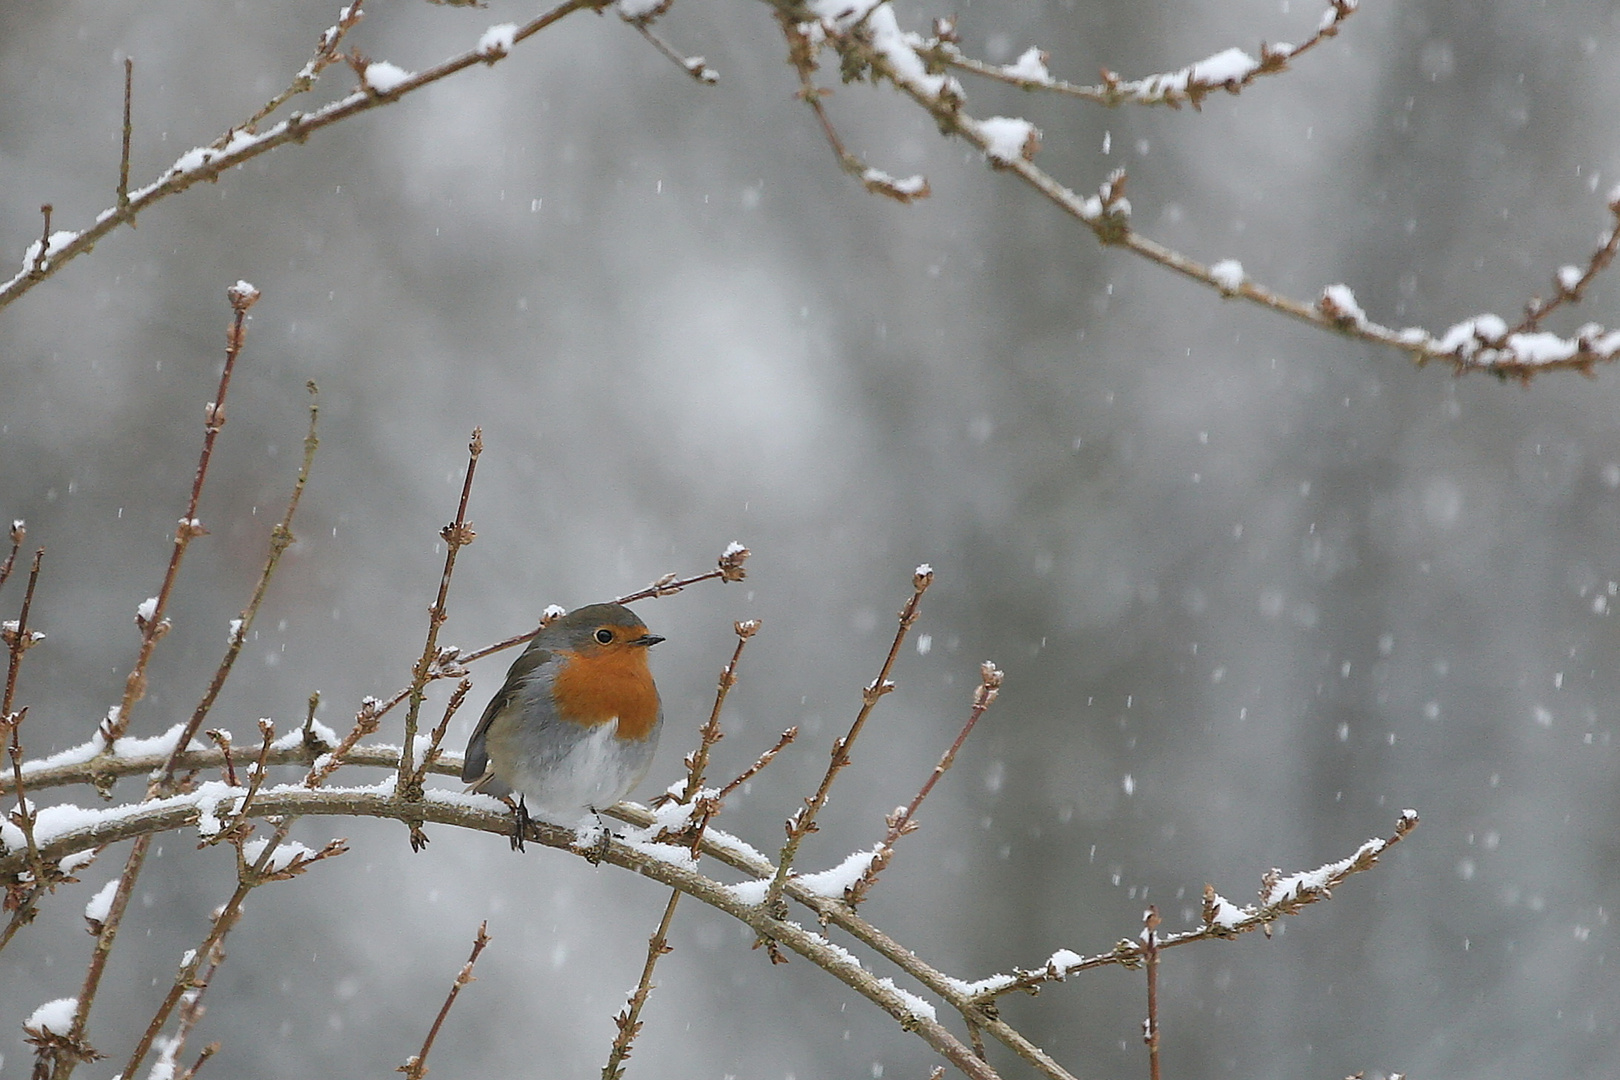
{"left": 594, "top": 628, "right": 615, "bottom": 645}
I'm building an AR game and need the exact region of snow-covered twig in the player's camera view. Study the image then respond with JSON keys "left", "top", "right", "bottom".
{"left": 926, "top": 0, "right": 1359, "bottom": 109}
{"left": 0, "top": 0, "right": 596, "bottom": 312}
{"left": 958, "top": 810, "right": 1422, "bottom": 1005}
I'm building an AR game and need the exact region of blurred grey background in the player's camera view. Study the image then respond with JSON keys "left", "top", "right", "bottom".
{"left": 3, "top": 0, "right": 1620, "bottom": 1076}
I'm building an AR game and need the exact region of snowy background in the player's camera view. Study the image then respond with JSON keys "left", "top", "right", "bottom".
{"left": 4, "top": 0, "right": 1620, "bottom": 1076}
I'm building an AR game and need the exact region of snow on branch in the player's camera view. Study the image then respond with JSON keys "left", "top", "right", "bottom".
{"left": 779, "top": 0, "right": 1620, "bottom": 379}
{"left": 0, "top": 0, "right": 600, "bottom": 312}
{"left": 923, "top": 0, "right": 1360, "bottom": 109}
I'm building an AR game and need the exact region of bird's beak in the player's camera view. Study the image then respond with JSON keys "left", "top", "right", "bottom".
{"left": 633, "top": 633, "right": 665, "bottom": 648}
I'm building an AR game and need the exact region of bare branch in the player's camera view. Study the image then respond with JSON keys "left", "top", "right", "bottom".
{"left": 765, "top": 565, "right": 932, "bottom": 919}
{"left": 400, "top": 922, "right": 491, "bottom": 1080}
{"left": 398, "top": 428, "right": 482, "bottom": 811}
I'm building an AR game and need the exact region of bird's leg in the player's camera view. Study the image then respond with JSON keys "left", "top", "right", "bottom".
{"left": 570, "top": 809, "right": 613, "bottom": 865}
{"left": 509, "top": 795, "right": 531, "bottom": 852}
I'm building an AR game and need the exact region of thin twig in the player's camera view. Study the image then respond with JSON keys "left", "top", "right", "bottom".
{"left": 204, "top": 729, "right": 239, "bottom": 787}
{"left": 778, "top": 14, "right": 929, "bottom": 203}
{"left": 1, "top": 551, "right": 48, "bottom": 935}
{"left": 241, "top": 0, "right": 367, "bottom": 135}
{"left": 680, "top": 620, "right": 761, "bottom": 803}
{"left": 397, "top": 428, "right": 481, "bottom": 814}
{"left": 601, "top": 891, "right": 681, "bottom": 1080}
{"left": 604, "top": 618, "right": 765, "bottom": 1074}
{"left": 203, "top": 720, "right": 277, "bottom": 845}
{"left": 399, "top": 921, "right": 491, "bottom": 1080}
{"left": 846, "top": 661, "right": 1002, "bottom": 905}
{"left": 764, "top": 566, "right": 932, "bottom": 921}
{"left": 107, "top": 282, "right": 259, "bottom": 744}
{"left": 1142, "top": 906, "right": 1161, "bottom": 1080}
{"left": 790, "top": 0, "right": 1620, "bottom": 379}
{"left": 152, "top": 936, "right": 226, "bottom": 1080}
{"left": 0, "top": 0, "right": 595, "bottom": 311}
{"left": 117, "top": 58, "right": 134, "bottom": 211}
{"left": 965, "top": 810, "right": 1423, "bottom": 1004}
{"left": 406, "top": 679, "right": 472, "bottom": 850}
{"left": 304, "top": 696, "right": 385, "bottom": 788}
{"left": 715, "top": 727, "right": 796, "bottom": 804}
{"left": 152, "top": 377, "right": 318, "bottom": 796}
{"left": 614, "top": 543, "right": 750, "bottom": 606}
{"left": 927, "top": 0, "right": 1358, "bottom": 108}
{"left": 0, "top": 519, "right": 22, "bottom": 589}
{"left": 28, "top": 205, "right": 52, "bottom": 276}
{"left": 52, "top": 308, "right": 310, "bottom": 1080}
{"left": 1510, "top": 197, "right": 1620, "bottom": 334}
{"left": 120, "top": 820, "right": 344, "bottom": 1080}
{"left": 625, "top": 16, "right": 718, "bottom": 84}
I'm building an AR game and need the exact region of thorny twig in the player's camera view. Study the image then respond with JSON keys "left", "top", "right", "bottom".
{"left": 399, "top": 922, "right": 491, "bottom": 1080}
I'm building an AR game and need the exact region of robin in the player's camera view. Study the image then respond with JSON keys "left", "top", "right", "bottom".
{"left": 461, "top": 602, "right": 664, "bottom": 850}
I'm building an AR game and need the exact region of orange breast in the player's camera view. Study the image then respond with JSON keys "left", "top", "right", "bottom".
{"left": 550, "top": 647, "right": 660, "bottom": 741}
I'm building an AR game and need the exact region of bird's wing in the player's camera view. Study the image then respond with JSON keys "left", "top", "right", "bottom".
{"left": 461, "top": 643, "right": 556, "bottom": 783}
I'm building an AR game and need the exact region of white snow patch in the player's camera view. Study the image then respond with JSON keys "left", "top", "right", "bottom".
{"left": 860, "top": 167, "right": 928, "bottom": 197}
{"left": 1320, "top": 283, "right": 1367, "bottom": 327}
{"left": 1190, "top": 47, "right": 1259, "bottom": 84}
{"left": 1002, "top": 47, "right": 1051, "bottom": 83}
{"left": 363, "top": 61, "right": 413, "bottom": 94}
{"left": 875, "top": 977, "right": 936, "bottom": 1021}
{"left": 242, "top": 837, "right": 315, "bottom": 872}
{"left": 477, "top": 23, "right": 518, "bottom": 57}
{"left": 615, "top": 0, "right": 665, "bottom": 17}
{"left": 85, "top": 880, "right": 120, "bottom": 924}
{"left": 1205, "top": 890, "right": 1247, "bottom": 929}
{"left": 795, "top": 846, "right": 882, "bottom": 899}
{"left": 25, "top": 997, "right": 78, "bottom": 1035}
{"left": 1209, "top": 259, "right": 1245, "bottom": 294}
{"left": 724, "top": 878, "right": 772, "bottom": 905}
{"left": 975, "top": 116, "right": 1038, "bottom": 164}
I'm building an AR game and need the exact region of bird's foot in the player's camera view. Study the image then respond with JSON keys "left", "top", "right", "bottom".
{"left": 508, "top": 796, "right": 532, "bottom": 852}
